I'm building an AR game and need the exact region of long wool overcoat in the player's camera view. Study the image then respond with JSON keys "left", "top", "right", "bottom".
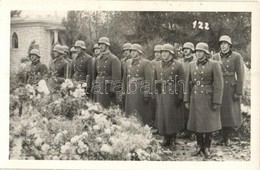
{"left": 154, "top": 59, "right": 185, "bottom": 135}
{"left": 212, "top": 51, "right": 245, "bottom": 127}
{"left": 123, "top": 57, "right": 153, "bottom": 125}
{"left": 93, "top": 51, "right": 121, "bottom": 108}
{"left": 184, "top": 59, "right": 224, "bottom": 133}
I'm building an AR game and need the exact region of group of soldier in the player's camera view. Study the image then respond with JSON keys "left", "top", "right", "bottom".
{"left": 25, "top": 35, "right": 245, "bottom": 159}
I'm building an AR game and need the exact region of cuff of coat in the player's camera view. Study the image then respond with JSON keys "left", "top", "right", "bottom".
{"left": 144, "top": 93, "right": 151, "bottom": 98}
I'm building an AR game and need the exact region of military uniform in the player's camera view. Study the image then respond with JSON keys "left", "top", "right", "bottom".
{"left": 27, "top": 61, "right": 48, "bottom": 85}
{"left": 50, "top": 56, "right": 69, "bottom": 83}
{"left": 93, "top": 51, "right": 121, "bottom": 108}
{"left": 71, "top": 52, "right": 93, "bottom": 90}
{"left": 154, "top": 58, "right": 185, "bottom": 135}
{"left": 212, "top": 51, "right": 245, "bottom": 126}
{"left": 123, "top": 56, "right": 153, "bottom": 125}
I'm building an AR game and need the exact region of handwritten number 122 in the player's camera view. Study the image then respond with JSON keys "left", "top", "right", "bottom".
{"left": 193, "top": 21, "right": 210, "bottom": 30}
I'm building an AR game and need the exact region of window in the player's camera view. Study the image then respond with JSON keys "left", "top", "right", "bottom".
{"left": 12, "top": 32, "right": 18, "bottom": 49}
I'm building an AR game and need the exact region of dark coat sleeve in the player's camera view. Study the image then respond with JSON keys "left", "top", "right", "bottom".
{"left": 143, "top": 60, "right": 153, "bottom": 98}
{"left": 235, "top": 53, "right": 245, "bottom": 95}
{"left": 183, "top": 63, "right": 191, "bottom": 103}
{"left": 111, "top": 56, "right": 121, "bottom": 93}
{"left": 212, "top": 61, "right": 224, "bottom": 104}
{"left": 177, "top": 62, "right": 185, "bottom": 100}
{"left": 86, "top": 57, "right": 94, "bottom": 90}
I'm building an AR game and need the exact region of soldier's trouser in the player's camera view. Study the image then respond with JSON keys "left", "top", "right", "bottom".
{"left": 151, "top": 98, "right": 156, "bottom": 126}
{"left": 196, "top": 132, "right": 212, "bottom": 150}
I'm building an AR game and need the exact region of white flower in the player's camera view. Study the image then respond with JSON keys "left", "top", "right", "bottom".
{"left": 62, "top": 130, "right": 68, "bottom": 136}
{"left": 93, "top": 125, "right": 100, "bottom": 132}
{"left": 41, "top": 144, "right": 50, "bottom": 154}
{"left": 70, "top": 135, "right": 81, "bottom": 144}
{"left": 81, "top": 132, "right": 88, "bottom": 138}
{"left": 82, "top": 83, "right": 87, "bottom": 88}
{"left": 100, "top": 144, "right": 113, "bottom": 154}
{"left": 54, "top": 132, "right": 64, "bottom": 145}
{"left": 34, "top": 137, "right": 44, "bottom": 147}
{"left": 52, "top": 156, "right": 59, "bottom": 160}
{"left": 61, "top": 144, "right": 70, "bottom": 154}
{"left": 96, "top": 137, "right": 103, "bottom": 143}
{"left": 104, "top": 128, "right": 111, "bottom": 135}
{"left": 81, "top": 110, "right": 90, "bottom": 118}
{"left": 61, "top": 83, "right": 67, "bottom": 90}
{"left": 37, "top": 79, "right": 50, "bottom": 95}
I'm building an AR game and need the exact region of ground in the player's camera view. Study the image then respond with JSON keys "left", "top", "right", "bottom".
{"left": 155, "top": 135, "right": 250, "bottom": 161}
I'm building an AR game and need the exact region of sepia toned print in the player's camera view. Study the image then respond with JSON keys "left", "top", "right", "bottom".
{"left": 9, "top": 10, "right": 251, "bottom": 161}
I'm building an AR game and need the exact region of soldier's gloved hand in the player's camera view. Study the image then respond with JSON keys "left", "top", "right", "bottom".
{"left": 144, "top": 97, "right": 150, "bottom": 103}
{"left": 233, "top": 93, "right": 241, "bottom": 101}
{"left": 212, "top": 104, "right": 220, "bottom": 110}
{"left": 185, "top": 103, "right": 190, "bottom": 109}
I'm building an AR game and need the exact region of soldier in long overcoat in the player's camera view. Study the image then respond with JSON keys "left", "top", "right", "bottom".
{"left": 123, "top": 44, "right": 153, "bottom": 125}
{"left": 150, "top": 45, "right": 162, "bottom": 129}
{"left": 27, "top": 49, "right": 48, "bottom": 85}
{"left": 184, "top": 42, "right": 223, "bottom": 159}
{"left": 119, "top": 43, "right": 132, "bottom": 110}
{"left": 71, "top": 40, "right": 94, "bottom": 95}
{"left": 62, "top": 45, "right": 73, "bottom": 78}
{"left": 50, "top": 44, "right": 69, "bottom": 84}
{"left": 93, "top": 37, "right": 121, "bottom": 108}
{"left": 212, "top": 35, "right": 245, "bottom": 146}
{"left": 179, "top": 42, "right": 196, "bottom": 140}
{"left": 154, "top": 44, "right": 185, "bottom": 148}
{"left": 91, "top": 44, "right": 101, "bottom": 101}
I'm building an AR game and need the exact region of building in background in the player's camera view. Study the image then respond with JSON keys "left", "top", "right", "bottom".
{"left": 10, "top": 12, "right": 66, "bottom": 70}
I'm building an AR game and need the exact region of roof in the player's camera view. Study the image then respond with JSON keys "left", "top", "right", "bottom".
{"left": 11, "top": 16, "right": 66, "bottom": 31}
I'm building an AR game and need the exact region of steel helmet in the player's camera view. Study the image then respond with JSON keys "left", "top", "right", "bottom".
{"left": 123, "top": 43, "right": 132, "bottom": 51}
{"left": 219, "top": 35, "right": 232, "bottom": 46}
{"left": 70, "top": 47, "right": 77, "bottom": 53}
{"left": 29, "top": 49, "right": 41, "bottom": 58}
{"left": 74, "top": 40, "right": 86, "bottom": 50}
{"left": 195, "top": 42, "right": 210, "bottom": 54}
{"left": 53, "top": 44, "right": 64, "bottom": 54}
{"left": 130, "top": 43, "right": 143, "bottom": 54}
{"left": 93, "top": 44, "right": 100, "bottom": 50}
{"left": 182, "top": 42, "right": 195, "bottom": 51}
{"left": 98, "top": 37, "right": 111, "bottom": 46}
{"left": 154, "top": 45, "right": 162, "bottom": 52}
{"left": 161, "top": 44, "right": 174, "bottom": 55}
{"left": 62, "top": 45, "right": 69, "bottom": 53}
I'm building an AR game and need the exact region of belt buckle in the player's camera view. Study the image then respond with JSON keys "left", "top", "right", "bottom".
{"left": 196, "top": 80, "right": 201, "bottom": 86}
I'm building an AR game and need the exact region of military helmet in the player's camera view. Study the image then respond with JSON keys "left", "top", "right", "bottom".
{"left": 123, "top": 43, "right": 132, "bottom": 51}
{"left": 93, "top": 44, "right": 100, "bottom": 50}
{"left": 195, "top": 42, "right": 210, "bottom": 54}
{"left": 62, "top": 45, "right": 69, "bottom": 54}
{"left": 53, "top": 44, "right": 64, "bottom": 54}
{"left": 74, "top": 40, "right": 86, "bottom": 50}
{"left": 29, "top": 49, "right": 41, "bottom": 58}
{"left": 161, "top": 44, "right": 174, "bottom": 55}
{"left": 219, "top": 35, "right": 232, "bottom": 46}
{"left": 182, "top": 42, "right": 195, "bottom": 51}
{"left": 154, "top": 45, "right": 162, "bottom": 52}
{"left": 130, "top": 43, "right": 143, "bottom": 54}
{"left": 98, "top": 37, "right": 111, "bottom": 46}
{"left": 70, "top": 47, "right": 77, "bottom": 53}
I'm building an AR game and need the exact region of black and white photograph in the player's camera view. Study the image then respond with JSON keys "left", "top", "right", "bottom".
{"left": 0, "top": 0, "right": 259, "bottom": 170}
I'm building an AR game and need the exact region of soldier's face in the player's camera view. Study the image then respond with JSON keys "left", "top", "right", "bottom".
{"left": 71, "top": 52, "right": 78, "bottom": 60}
{"left": 183, "top": 48, "right": 192, "bottom": 56}
{"left": 196, "top": 50, "right": 206, "bottom": 60}
{"left": 131, "top": 50, "right": 139, "bottom": 59}
{"left": 99, "top": 43, "right": 107, "bottom": 52}
{"left": 123, "top": 50, "right": 130, "bottom": 57}
{"left": 220, "top": 41, "right": 231, "bottom": 53}
{"left": 94, "top": 48, "right": 101, "bottom": 55}
{"left": 154, "top": 52, "right": 161, "bottom": 59}
{"left": 76, "top": 47, "right": 82, "bottom": 54}
{"left": 161, "top": 51, "right": 171, "bottom": 61}
{"left": 53, "top": 51, "right": 59, "bottom": 58}
{"left": 29, "top": 54, "right": 38, "bottom": 62}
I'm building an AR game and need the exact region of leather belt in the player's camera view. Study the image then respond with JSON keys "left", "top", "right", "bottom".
{"left": 223, "top": 72, "right": 235, "bottom": 77}
{"left": 192, "top": 80, "right": 212, "bottom": 86}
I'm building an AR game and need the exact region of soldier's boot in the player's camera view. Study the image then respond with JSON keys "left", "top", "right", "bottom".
{"left": 162, "top": 136, "right": 170, "bottom": 147}
{"left": 203, "top": 148, "right": 211, "bottom": 159}
{"left": 223, "top": 128, "right": 231, "bottom": 147}
{"left": 189, "top": 133, "right": 196, "bottom": 141}
{"left": 192, "top": 133, "right": 203, "bottom": 156}
{"left": 217, "top": 129, "right": 224, "bottom": 145}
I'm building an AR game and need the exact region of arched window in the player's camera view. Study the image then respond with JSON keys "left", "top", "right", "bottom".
{"left": 12, "top": 32, "right": 18, "bottom": 49}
